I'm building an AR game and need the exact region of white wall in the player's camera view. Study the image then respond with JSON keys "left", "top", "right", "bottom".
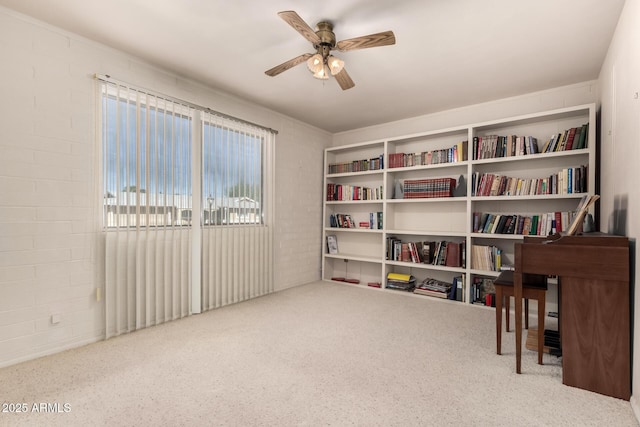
{"left": 598, "top": 0, "right": 640, "bottom": 412}
{"left": 333, "top": 81, "right": 598, "bottom": 146}
{"left": 0, "top": 8, "right": 331, "bottom": 368}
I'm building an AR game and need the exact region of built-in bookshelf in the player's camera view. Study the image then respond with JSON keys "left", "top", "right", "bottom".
{"left": 321, "top": 104, "right": 596, "bottom": 310}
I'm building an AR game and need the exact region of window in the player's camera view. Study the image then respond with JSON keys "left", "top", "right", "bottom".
{"left": 102, "top": 85, "right": 192, "bottom": 228}
{"left": 101, "top": 83, "right": 267, "bottom": 228}
{"left": 202, "top": 119, "right": 263, "bottom": 225}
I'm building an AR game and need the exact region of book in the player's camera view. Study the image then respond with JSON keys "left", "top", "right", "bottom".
{"left": 387, "top": 272, "right": 411, "bottom": 282}
{"left": 387, "top": 275, "right": 416, "bottom": 291}
{"left": 445, "top": 242, "right": 462, "bottom": 267}
{"left": 422, "top": 241, "right": 435, "bottom": 264}
{"left": 326, "top": 235, "right": 338, "bottom": 254}
{"left": 454, "top": 275, "right": 464, "bottom": 301}
{"left": 565, "top": 194, "right": 600, "bottom": 235}
{"left": 414, "top": 288, "right": 449, "bottom": 298}
{"left": 576, "top": 123, "right": 588, "bottom": 149}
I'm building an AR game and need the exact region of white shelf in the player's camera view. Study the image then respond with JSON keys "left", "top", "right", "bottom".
{"left": 386, "top": 230, "right": 467, "bottom": 237}
{"left": 327, "top": 169, "right": 384, "bottom": 178}
{"left": 322, "top": 103, "right": 596, "bottom": 307}
{"left": 324, "top": 227, "right": 383, "bottom": 234}
{"left": 386, "top": 197, "right": 467, "bottom": 204}
{"left": 324, "top": 253, "right": 382, "bottom": 263}
{"left": 325, "top": 200, "right": 384, "bottom": 205}
{"left": 386, "top": 260, "right": 467, "bottom": 274}
{"left": 386, "top": 162, "right": 468, "bottom": 172}
{"left": 470, "top": 148, "right": 590, "bottom": 165}
{"left": 469, "top": 233, "right": 529, "bottom": 240}
{"left": 470, "top": 193, "right": 588, "bottom": 202}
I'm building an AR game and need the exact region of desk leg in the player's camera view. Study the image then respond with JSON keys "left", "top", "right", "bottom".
{"left": 514, "top": 244, "right": 524, "bottom": 373}
{"left": 496, "top": 286, "right": 503, "bottom": 355}
{"left": 514, "top": 272, "right": 523, "bottom": 373}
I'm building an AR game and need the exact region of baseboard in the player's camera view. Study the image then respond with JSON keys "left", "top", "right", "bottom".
{"left": 0, "top": 336, "right": 103, "bottom": 369}
{"left": 630, "top": 394, "right": 640, "bottom": 422}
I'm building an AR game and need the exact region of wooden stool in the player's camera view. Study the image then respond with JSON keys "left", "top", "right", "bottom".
{"left": 494, "top": 270, "right": 548, "bottom": 365}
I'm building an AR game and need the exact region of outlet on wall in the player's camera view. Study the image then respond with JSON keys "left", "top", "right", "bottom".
{"left": 50, "top": 314, "right": 61, "bottom": 325}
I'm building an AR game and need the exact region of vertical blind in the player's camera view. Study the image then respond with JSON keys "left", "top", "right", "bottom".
{"left": 201, "top": 112, "right": 275, "bottom": 310}
{"left": 99, "top": 77, "right": 275, "bottom": 338}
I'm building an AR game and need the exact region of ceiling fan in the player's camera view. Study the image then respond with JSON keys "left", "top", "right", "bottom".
{"left": 265, "top": 10, "right": 396, "bottom": 90}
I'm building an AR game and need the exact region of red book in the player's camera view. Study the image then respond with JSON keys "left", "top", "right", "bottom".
{"left": 564, "top": 127, "right": 577, "bottom": 150}
{"left": 554, "top": 211, "right": 563, "bottom": 233}
{"left": 445, "top": 242, "right": 461, "bottom": 267}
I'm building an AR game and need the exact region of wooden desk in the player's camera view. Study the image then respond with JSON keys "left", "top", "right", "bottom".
{"left": 514, "top": 233, "right": 630, "bottom": 400}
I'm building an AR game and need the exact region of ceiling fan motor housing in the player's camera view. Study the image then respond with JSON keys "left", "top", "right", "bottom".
{"left": 315, "top": 21, "right": 336, "bottom": 55}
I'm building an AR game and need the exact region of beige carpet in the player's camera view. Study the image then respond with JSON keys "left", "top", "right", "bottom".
{"left": 0, "top": 281, "right": 637, "bottom": 426}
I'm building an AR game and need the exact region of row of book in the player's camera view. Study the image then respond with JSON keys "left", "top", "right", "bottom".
{"left": 541, "top": 124, "right": 589, "bottom": 153}
{"left": 327, "top": 155, "right": 383, "bottom": 174}
{"left": 403, "top": 177, "right": 457, "bottom": 199}
{"left": 471, "top": 244, "right": 503, "bottom": 272}
{"left": 388, "top": 141, "right": 468, "bottom": 168}
{"left": 473, "top": 135, "right": 539, "bottom": 160}
{"left": 329, "top": 212, "right": 383, "bottom": 229}
{"left": 385, "top": 272, "right": 466, "bottom": 302}
{"left": 471, "top": 124, "right": 588, "bottom": 161}
{"left": 386, "top": 239, "right": 465, "bottom": 268}
{"left": 384, "top": 272, "right": 500, "bottom": 305}
{"left": 471, "top": 165, "right": 588, "bottom": 197}
{"left": 367, "top": 272, "right": 498, "bottom": 305}
{"left": 472, "top": 211, "right": 577, "bottom": 235}
{"left": 326, "top": 183, "right": 383, "bottom": 201}
{"left": 470, "top": 277, "right": 496, "bottom": 306}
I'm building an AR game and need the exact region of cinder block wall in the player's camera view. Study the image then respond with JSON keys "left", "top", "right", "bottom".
{"left": 0, "top": 8, "right": 331, "bottom": 368}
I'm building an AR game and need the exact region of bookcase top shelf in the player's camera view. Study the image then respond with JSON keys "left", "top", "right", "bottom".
{"left": 470, "top": 148, "right": 591, "bottom": 165}
{"left": 470, "top": 193, "right": 588, "bottom": 202}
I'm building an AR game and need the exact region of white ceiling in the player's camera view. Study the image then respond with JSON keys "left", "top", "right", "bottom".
{"left": 0, "top": 0, "right": 625, "bottom": 133}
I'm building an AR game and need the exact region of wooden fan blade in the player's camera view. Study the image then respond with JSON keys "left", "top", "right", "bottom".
{"left": 336, "top": 31, "right": 396, "bottom": 51}
{"left": 278, "top": 11, "right": 321, "bottom": 45}
{"left": 334, "top": 68, "right": 355, "bottom": 90}
{"left": 265, "top": 53, "right": 313, "bottom": 77}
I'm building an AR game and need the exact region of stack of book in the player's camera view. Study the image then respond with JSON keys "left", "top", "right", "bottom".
{"left": 386, "top": 272, "right": 416, "bottom": 291}
{"left": 403, "top": 177, "right": 456, "bottom": 199}
{"left": 413, "top": 278, "right": 452, "bottom": 299}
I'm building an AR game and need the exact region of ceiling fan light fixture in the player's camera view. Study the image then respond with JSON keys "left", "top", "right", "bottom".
{"left": 306, "top": 53, "right": 324, "bottom": 74}
{"left": 327, "top": 55, "right": 344, "bottom": 75}
{"left": 312, "top": 63, "right": 330, "bottom": 80}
